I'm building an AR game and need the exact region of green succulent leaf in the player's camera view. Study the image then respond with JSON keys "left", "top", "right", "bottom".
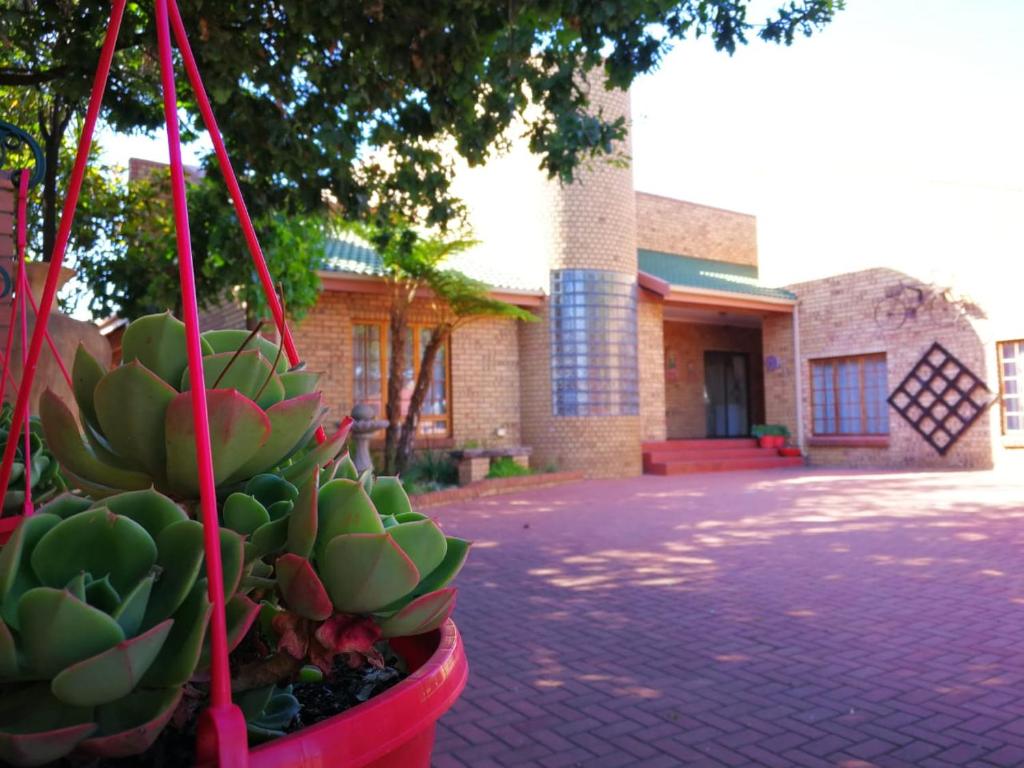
{"left": 201, "top": 329, "right": 287, "bottom": 373}
{"left": 37, "top": 493, "right": 92, "bottom": 519}
{"left": 93, "top": 362, "right": 177, "bottom": 480}
{"left": 198, "top": 594, "right": 260, "bottom": 670}
{"left": 164, "top": 389, "right": 271, "bottom": 496}
{"left": 245, "top": 474, "right": 299, "bottom": 508}
{"left": 80, "top": 686, "right": 183, "bottom": 759}
{"left": 84, "top": 576, "right": 121, "bottom": 614}
{"left": 121, "top": 312, "right": 211, "bottom": 389}
{"left": 412, "top": 537, "right": 471, "bottom": 597}
{"left": 250, "top": 516, "right": 289, "bottom": 559}
{"left": 0, "top": 618, "right": 19, "bottom": 678}
{"left": 224, "top": 493, "right": 270, "bottom": 536}
{"left": 141, "top": 584, "right": 211, "bottom": 688}
{"left": 276, "top": 554, "right": 332, "bottom": 621}
{"left": 230, "top": 393, "right": 324, "bottom": 483}
{"left": 31, "top": 509, "right": 157, "bottom": 595}
{"left": 51, "top": 619, "right": 174, "bottom": 707}
{"left": 279, "top": 369, "right": 320, "bottom": 398}
{"left": 39, "top": 391, "right": 152, "bottom": 493}
{"left": 359, "top": 468, "right": 374, "bottom": 496}
{"left": 19, "top": 587, "right": 125, "bottom": 677}
{"left": 0, "top": 684, "right": 96, "bottom": 768}
{"left": 388, "top": 519, "right": 447, "bottom": 580}
{"left": 279, "top": 422, "right": 349, "bottom": 485}
{"left": 369, "top": 476, "right": 413, "bottom": 517}
{"left": 286, "top": 468, "right": 319, "bottom": 558}
{"left": 0, "top": 513, "right": 61, "bottom": 629}
{"left": 182, "top": 350, "right": 284, "bottom": 410}
{"left": 112, "top": 575, "right": 154, "bottom": 637}
{"left": 71, "top": 343, "right": 106, "bottom": 435}
{"left": 91, "top": 489, "right": 189, "bottom": 540}
{"left": 316, "top": 479, "right": 385, "bottom": 564}
{"left": 378, "top": 588, "right": 456, "bottom": 639}
{"left": 333, "top": 453, "right": 358, "bottom": 481}
{"left": 143, "top": 520, "right": 205, "bottom": 629}
{"left": 320, "top": 533, "right": 420, "bottom": 614}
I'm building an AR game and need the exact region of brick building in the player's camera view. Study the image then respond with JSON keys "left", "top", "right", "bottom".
{"left": 283, "top": 73, "right": 1024, "bottom": 478}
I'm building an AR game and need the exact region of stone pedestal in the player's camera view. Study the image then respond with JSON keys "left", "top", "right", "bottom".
{"left": 458, "top": 457, "right": 491, "bottom": 485}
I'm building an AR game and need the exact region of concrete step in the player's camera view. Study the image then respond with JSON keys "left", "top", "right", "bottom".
{"left": 642, "top": 438, "right": 758, "bottom": 451}
{"left": 644, "top": 447, "right": 772, "bottom": 463}
{"left": 646, "top": 455, "right": 805, "bottom": 476}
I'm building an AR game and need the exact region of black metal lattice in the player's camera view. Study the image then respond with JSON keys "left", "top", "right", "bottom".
{"left": 887, "top": 342, "right": 992, "bottom": 455}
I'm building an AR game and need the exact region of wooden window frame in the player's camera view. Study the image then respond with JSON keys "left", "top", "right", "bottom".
{"left": 352, "top": 320, "right": 452, "bottom": 437}
{"left": 809, "top": 353, "right": 889, "bottom": 438}
{"left": 997, "top": 340, "right": 1024, "bottom": 436}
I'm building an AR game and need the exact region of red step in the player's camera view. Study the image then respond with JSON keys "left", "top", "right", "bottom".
{"left": 644, "top": 447, "right": 770, "bottom": 463}
{"left": 645, "top": 455, "right": 805, "bottom": 476}
{"left": 642, "top": 438, "right": 758, "bottom": 451}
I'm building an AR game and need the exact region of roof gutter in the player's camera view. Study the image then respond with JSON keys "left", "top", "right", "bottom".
{"left": 316, "top": 270, "right": 546, "bottom": 307}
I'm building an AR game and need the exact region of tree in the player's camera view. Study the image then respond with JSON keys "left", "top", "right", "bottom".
{"left": 0, "top": 1, "right": 843, "bottom": 239}
{"left": 351, "top": 220, "right": 535, "bottom": 476}
{"left": 72, "top": 166, "right": 325, "bottom": 325}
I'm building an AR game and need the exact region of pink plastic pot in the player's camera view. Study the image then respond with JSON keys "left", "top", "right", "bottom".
{"left": 247, "top": 620, "right": 468, "bottom": 768}
{"left": 758, "top": 436, "right": 785, "bottom": 449}
{"left": 778, "top": 447, "right": 803, "bottom": 457}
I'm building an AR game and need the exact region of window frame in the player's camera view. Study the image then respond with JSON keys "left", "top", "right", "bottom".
{"left": 352, "top": 320, "right": 452, "bottom": 437}
{"left": 809, "top": 353, "right": 889, "bottom": 437}
{"left": 997, "top": 340, "right": 1024, "bottom": 435}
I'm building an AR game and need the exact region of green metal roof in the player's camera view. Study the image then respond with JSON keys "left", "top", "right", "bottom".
{"left": 638, "top": 249, "right": 796, "bottom": 301}
{"left": 320, "top": 232, "right": 546, "bottom": 292}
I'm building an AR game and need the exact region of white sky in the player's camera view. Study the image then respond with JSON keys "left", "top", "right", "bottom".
{"left": 631, "top": 0, "right": 1024, "bottom": 289}
{"left": 104, "top": 1, "right": 1024, "bottom": 296}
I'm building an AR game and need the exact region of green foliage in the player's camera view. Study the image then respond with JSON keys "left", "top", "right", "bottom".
{"left": 40, "top": 314, "right": 324, "bottom": 500}
{"left": 0, "top": 489, "right": 251, "bottom": 766}
{"left": 405, "top": 450, "right": 458, "bottom": 489}
{"left": 486, "top": 457, "right": 532, "bottom": 479}
{"left": 751, "top": 424, "right": 790, "bottom": 438}
{"left": 0, "top": 1, "right": 840, "bottom": 234}
{"left": 0, "top": 403, "right": 66, "bottom": 513}
{"left": 72, "top": 167, "right": 325, "bottom": 323}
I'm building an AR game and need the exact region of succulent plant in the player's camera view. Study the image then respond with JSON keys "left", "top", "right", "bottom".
{"left": 0, "top": 488, "right": 254, "bottom": 766}
{"left": 226, "top": 467, "right": 469, "bottom": 688}
{"left": 39, "top": 312, "right": 334, "bottom": 500}
{"left": 0, "top": 402, "right": 66, "bottom": 514}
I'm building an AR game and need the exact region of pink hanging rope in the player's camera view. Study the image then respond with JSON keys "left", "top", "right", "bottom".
{"left": 0, "top": 0, "right": 128, "bottom": 507}
{"left": 167, "top": 0, "right": 326, "bottom": 445}
{"left": 153, "top": 1, "right": 247, "bottom": 764}
{"left": 15, "top": 171, "right": 32, "bottom": 514}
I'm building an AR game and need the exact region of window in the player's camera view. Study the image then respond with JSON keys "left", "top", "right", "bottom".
{"left": 811, "top": 354, "right": 889, "bottom": 435}
{"left": 550, "top": 269, "right": 639, "bottom": 416}
{"left": 352, "top": 322, "right": 450, "bottom": 436}
{"left": 998, "top": 340, "right": 1024, "bottom": 433}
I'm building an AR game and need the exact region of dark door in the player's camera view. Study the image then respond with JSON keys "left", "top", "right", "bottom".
{"left": 704, "top": 351, "right": 750, "bottom": 437}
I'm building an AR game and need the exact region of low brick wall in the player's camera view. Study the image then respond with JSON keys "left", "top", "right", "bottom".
{"left": 412, "top": 471, "right": 584, "bottom": 509}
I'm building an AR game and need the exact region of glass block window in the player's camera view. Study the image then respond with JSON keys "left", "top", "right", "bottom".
{"left": 811, "top": 353, "right": 888, "bottom": 435}
{"left": 998, "top": 340, "right": 1024, "bottom": 433}
{"left": 550, "top": 269, "right": 639, "bottom": 416}
{"left": 353, "top": 322, "right": 449, "bottom": 436}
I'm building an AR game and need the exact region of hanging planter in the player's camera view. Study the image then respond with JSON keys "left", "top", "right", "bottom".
{"left": 0, "top": 0, "right": 469, "bottom": 764}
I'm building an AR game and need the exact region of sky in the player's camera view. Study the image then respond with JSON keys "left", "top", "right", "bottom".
{"left": 104, "top": 1, "right": 1024, "bottom": 294}
{"left": 630, "top": 0, "right": 1024, "bottom": 289}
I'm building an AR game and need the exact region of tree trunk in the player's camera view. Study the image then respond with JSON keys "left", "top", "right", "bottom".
{"left": 40, "top": 118, "right": 61, "bottom": 263}
{"left": 394, "top": 326, "right": 447, "bottom": 476}
{"left": 383, "top": 292, "right": 409, "bottom": 475}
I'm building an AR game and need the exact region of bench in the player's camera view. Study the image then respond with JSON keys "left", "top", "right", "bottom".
{"left": 448, "top": 447, "right": 532, "bottom": 485}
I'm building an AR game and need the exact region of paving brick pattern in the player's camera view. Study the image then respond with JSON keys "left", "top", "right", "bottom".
{"left": 430, "top": 468, "right": 1024, "bottom": 767}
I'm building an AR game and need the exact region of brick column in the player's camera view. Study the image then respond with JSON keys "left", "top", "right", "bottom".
{"left": 519, "top": 71, "right": 643, "bottom": 478}
{"left": 0, "top": 177, "right": 15, "bottom": 370}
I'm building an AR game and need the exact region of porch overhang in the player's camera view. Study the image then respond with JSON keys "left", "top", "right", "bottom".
{"left": 664, "top": 284, "right": 795, "bottom": 315}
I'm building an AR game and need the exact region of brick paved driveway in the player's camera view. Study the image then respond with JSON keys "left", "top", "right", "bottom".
{"left": 430, "top": 468, "right": 1024, "bottom": 768}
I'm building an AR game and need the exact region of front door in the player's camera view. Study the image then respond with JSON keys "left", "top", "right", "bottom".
{"left": 704, "top": 351, "right": 750, "bottom": 437}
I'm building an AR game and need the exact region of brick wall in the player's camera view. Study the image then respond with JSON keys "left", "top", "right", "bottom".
{"left": 638, "top": 293, "right": 667, "bottom": 441}
{"left": 0, "top": 178, "right": 13, "bottom": 336}
{"left": 291, "top": 288, "right": 523, "bottom": 447}
{"left": 662, "top": 320, "right": 765, "bottom": 438}
{"left": 762, "top": 313, "right": 798, "bottom": 435}
{"left": 636, "top": 192, "right": 758, "bottom": 268}
{"left": 784, "top": 267, "right": 999, "bottom": 469}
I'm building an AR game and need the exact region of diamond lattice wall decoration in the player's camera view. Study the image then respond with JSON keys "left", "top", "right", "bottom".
{"left": 887, "top": 342, "right": 993, "bottom": 455}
